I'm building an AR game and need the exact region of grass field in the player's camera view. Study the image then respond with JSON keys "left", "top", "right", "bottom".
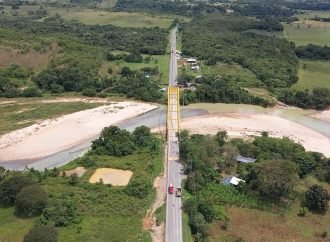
{"left": 296, "top": 10, "right": 330, "bottom": 20}
{"left": 100, "top": 54, "right": 170, "bottom": 85}
{"left": 47, "top": 8, "right": 189, "bottom": 28}
{"left": 180, "top": 62, "right": 262, "bottom": 87}
{"left": 0, "top": 136, "right": 164, "bottom": 241}
{"left": 293, "top": 60, "right": 330, "bottom": 90}
{"left": 0, "top": 102, "right": 101, "bottom": 135}
{"left": 208, "top": 202, "right": 329, "bottom": 242}
{"left": 284, "top": 21, "right": 330, "bottom": 46}
{"left": 0, "top": 207, "right": 36, "bottom": 242}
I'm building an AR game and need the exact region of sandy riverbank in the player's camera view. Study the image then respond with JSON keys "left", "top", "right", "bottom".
{"left": 309, "top": 110, "right": 330, "bottom": 123}
{"left": 178, "top": 113, "right": 330, "bottom": 157}
{"left": 0, "top": 101, "right": 157, "bottom": 162}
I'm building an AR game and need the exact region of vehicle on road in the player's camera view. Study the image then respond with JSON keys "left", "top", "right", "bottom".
{"left": 176, "top": 187, "right": 182, "bottom": 197}
{"left": 168, "top": 182, "right": 174, "bottom": 194}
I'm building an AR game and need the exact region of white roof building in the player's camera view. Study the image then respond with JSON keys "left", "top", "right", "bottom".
{"left": 223, "top": 176, "right": 245, "bottom": 186}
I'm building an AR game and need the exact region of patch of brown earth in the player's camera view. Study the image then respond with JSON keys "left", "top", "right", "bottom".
{"left": 0, "top": 44, "right": 58, "bottom": 69}
{"left": 64, "top": 166, "right": 86, "bottom": 177}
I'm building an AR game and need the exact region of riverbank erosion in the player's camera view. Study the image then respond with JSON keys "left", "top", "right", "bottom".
{"left": 0, "top": 102, "right": 157, "bottom": 163}
{"left": 179, "top": 113, "right": 330, "bottom": 157}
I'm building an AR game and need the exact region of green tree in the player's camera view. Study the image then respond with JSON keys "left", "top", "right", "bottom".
{"left": 305, "top": 185, "right": 329, "bottom": 213}
{"left": 92, "top": 126, "right": 136, "bottom": 156}
{"left": 40, "top": 200, "right": 79, "bottom": 227}
{"left": 0, "top": 175, "right": 35, "bottom": 206}
{"left": 132, "top": 126, "right": 152, "bottom": 146}
{"left": 15, "top": 185, "right": 48, "bottom": 217}
{"left": 215, "top": 131, "right": 227, "bottom": 146}
{"left": 125, "top": 179, "right": 152, "bottom": 199}
{"left": 23, "top": 225, "right": 58, "bottom": 242}
{"left": 247, "top": 160, "right": 299, "bottom": 202}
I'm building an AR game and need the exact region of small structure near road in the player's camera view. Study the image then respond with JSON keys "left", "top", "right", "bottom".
{"left": 223, "top": 176, "right": 245, "bottom": 186}
{"left": 236, "top": 155, "right": 257, "bottom": 164}
{"left": 186, "top": 58, "right": 197, "bottom": 64}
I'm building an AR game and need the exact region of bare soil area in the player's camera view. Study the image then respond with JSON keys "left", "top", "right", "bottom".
{"left": 64, "top": 166, "right": 86, "bottom": 177}
{"left": 89, "top": 168, "right": 133, "bottom": 186}
{"left": 0, "top": 45, "right": 58, "bottom": 69}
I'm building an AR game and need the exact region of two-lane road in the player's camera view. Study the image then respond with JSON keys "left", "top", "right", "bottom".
{"left": 165, "top": 28, "right": 183, "bottom": 242}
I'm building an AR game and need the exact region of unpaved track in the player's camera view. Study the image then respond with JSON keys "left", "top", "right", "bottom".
{"left": 144, "top": 146, "right": 167, "bottom": 242}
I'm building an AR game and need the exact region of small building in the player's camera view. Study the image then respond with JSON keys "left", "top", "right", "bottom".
{"left": 191, "top": 65, "right": 200, "bottom": 70}
{"left": 187, "top": 58, "right": 197, "bottom": 64}
{"left": 223, "top": 176, "right": 245, "bottom": 186}
{"left": 160, "top": 87, "right": 167, "bottom": 92}
{"left": 236, "top": 155, "right": 257, "bottom": 164}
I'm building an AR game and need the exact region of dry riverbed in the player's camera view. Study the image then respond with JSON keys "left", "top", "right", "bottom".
{"left": 0, "top": 101, "right": 157, "bottom": 162}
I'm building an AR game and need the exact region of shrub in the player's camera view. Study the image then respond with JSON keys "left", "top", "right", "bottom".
{"left": 305, "top": 185, "right": 329, "bottom": 213}
{"left": 15, "top": 185, "right": 48, "bottom": 217}
{"left": 21, "top": 87, "right": 43, "bottom": 97}
{"left": 40, "top": 200, "right": 79, "bottom": 227}
{"left": 77, "top": 156, "right": 96, "bottom": 168}
{"left": 23, "top": 225, "right": 58, "bottom": 242}
{"left": 68, "top": 174, "right": 79, "bottom": 186}
{"left": 82, "top": 87, "right": 96, "bottom": 97}
{"left": 0, "top": 175, "right": 35, "bottom": 206}
{"left": 125, "top": 51, "right": 143, "bottom": 63}
{"left": 125, "top": 179, "right": 152, "bottom": 199}
{"left": 297, "top": 207, "right": 308, "bottom": 217}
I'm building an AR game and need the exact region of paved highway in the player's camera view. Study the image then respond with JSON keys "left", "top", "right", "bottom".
{"left": 165, "top": 28, "right": 183, "bottom": 242}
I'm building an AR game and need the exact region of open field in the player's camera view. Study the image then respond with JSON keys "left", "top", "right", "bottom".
{"left": 284, "top": 21, "right": 330, "bottom": 46}
{"left": 89, "top": 168, "right": 133, "bottom": 186}
{"left": 296, "top": 10, "right": 330, "bottom": 20}
{"left": 0, "top": 207, "right": 36, "bottom": 242}
{"left": 0, "top": 44, "right": 58, "bottom": 69}
{"left": 179, "top": 62, "right": 262, "bottom": 87}
{"left": 208, "top": 201, "right": 329, "bottom": 242}
{"left": 100, "top": 54, "right": 170, "bottom": 85}
{"left": 293, "top": 60, "right": 330, "bottom": 90}
{"left": 47, "top": 8, "right": 189, "bottom": 28}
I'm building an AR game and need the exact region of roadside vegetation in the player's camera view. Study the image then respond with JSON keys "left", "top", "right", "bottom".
{"left": 179, "top": 130, "right": 330, "bottom": 241}
{"left": 0, "top": 126, "right": 163, "bottom": 241}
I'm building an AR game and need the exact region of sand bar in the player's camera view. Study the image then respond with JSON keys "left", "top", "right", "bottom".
{"left": 0, "top": 101, "right": 157, "bottom": 162}
{"left": 179, "top": 113, "right": 330, "bottom": 157}
{"left": 309, "top": 110, "right": 330, "bottom": 123}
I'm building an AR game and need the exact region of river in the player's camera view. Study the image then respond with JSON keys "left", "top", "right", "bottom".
{"left": 1, "top": 104, "right": 329, "bottom": 171}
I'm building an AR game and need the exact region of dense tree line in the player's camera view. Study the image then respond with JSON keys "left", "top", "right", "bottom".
{"left": 181, "top": 76, "right": 273, "bottom": 107}
{"left": 279, "top": 88, "right": 330, "bottom": 110}
{"left": 295, "top": 44, "right": 330, "bottom": 60}
{"left": 115, "top": 0, "right": 210, "bottom": 16}
{"left": 181, "top": 15, "right": 298, "bottom": 88}
{"left": 285, "top": 1, "right": 330, "bottom": 11}
{"left": 232, "top": 3, "right": 297, "bottom": 23}
{"left": 0, "top": 15, "right": 168, "bottom": 55}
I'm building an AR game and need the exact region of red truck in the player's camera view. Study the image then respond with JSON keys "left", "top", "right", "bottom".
{"left": 168, "top": 182, "right": 174, "bottom": 194}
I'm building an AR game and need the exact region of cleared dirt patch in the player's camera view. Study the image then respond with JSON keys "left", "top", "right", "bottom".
{"left": 0, "top": 44, "right": 58, "bottom": 69}
{"left": 64, "top": 166, "right": 86, "bottom": 177}
{"left": 89, "top": 168, "right": 133, "bottom": 186}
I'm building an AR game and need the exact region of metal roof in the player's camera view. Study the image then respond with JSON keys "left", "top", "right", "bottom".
{"left": 236, "top": 155, "right": 256, "bottom": 163}
{"left": 223, "top": 176, "right": 245, "bottom": 186}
